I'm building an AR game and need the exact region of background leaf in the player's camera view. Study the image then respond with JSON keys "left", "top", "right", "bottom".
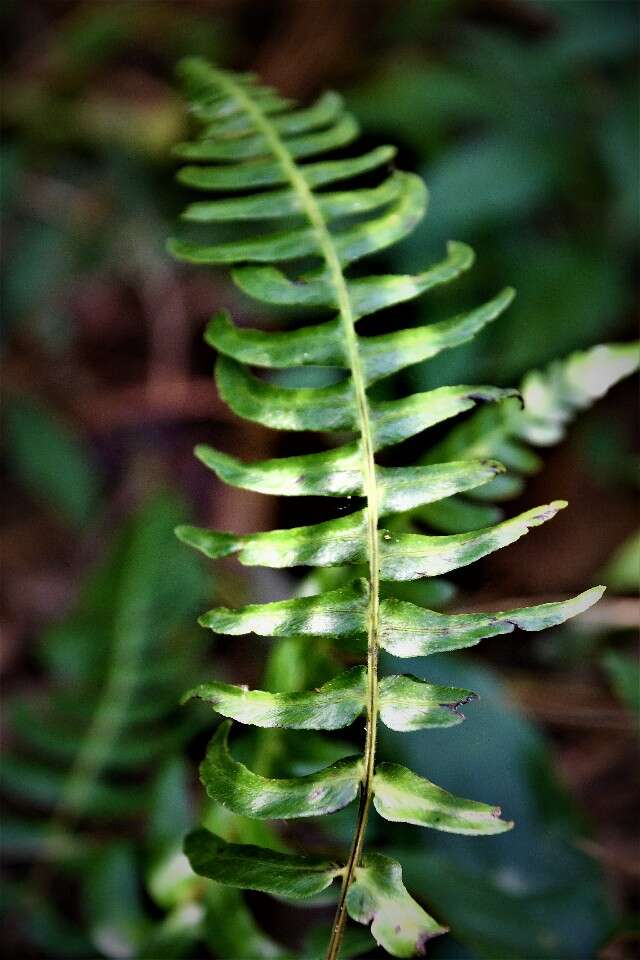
{"left": 4, "top": 396, "right": 101, "bottom": 527}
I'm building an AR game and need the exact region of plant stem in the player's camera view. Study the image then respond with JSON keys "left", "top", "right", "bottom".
{"left": 210, "top": 70, "right": 381, "bottom": 960}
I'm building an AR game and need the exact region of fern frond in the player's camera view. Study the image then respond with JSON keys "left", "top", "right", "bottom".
{"left": 169, "top": 59, "right": 606, "bottom": 958}
{"left": 2, "top": 496, "right": 205, "bottom": 853}
{"left": 421, "top": 340, "right": 639, "bottom": 531}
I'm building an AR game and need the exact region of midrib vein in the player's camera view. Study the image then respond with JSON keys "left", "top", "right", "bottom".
{"left": 35, "top": 563, "right": 144, "bottom": 875}
{"left": 211, "top": 71, "right": 380, "bottom": 959}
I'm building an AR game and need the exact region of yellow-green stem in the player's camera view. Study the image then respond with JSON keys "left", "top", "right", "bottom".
{"left": 210, "top": 70, "right": 381, "bottom": 960}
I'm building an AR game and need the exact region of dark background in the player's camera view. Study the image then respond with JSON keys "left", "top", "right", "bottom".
{"left": 1, "top": 2, "right": 638, "bottom": 958}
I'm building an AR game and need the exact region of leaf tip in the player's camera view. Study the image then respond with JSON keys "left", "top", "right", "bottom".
{"left": 530, "top": 499, "right": 567, "bottom": 525}
{"left": 174, "top": 523, "right": 191, "bottom": 542}
{"left": 193, "top": 443, "right": 209, "bottom": 461}
{"left": 581, "top": 584, "right": 606, "bottom": 608}
{"left": 417, "top": 925, "right": 449, "bottom": 954}
{"left": 204, "top": 309, "right": 232, "bottom": 346}
{"left": 492, "top": 806, "right": 515, "bottom": 831}
{"left": 216, "top": 717, "right": 233, "bottom": 739}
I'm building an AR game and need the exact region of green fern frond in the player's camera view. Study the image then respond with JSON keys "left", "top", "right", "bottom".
{"left": 421, "top": 340, "right": 639, "bottom": 531}
{"left": 169, "top": 59, "right": 606, "bottom": 958}
{"left": 2, "top": 496, "right": 205, "bottom": 857}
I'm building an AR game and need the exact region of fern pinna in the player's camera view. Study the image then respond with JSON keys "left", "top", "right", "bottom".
{"left": 168, "top": 59, "right": 605, "bottom": 959}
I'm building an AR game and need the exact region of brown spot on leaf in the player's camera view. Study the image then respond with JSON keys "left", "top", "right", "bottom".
{"left": 441, "top": 692, "right": 479, "bottom": 716}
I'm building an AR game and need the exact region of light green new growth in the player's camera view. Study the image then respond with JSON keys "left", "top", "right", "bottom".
{"left": 168, "top": 59, "right": 611, "bottom": 958}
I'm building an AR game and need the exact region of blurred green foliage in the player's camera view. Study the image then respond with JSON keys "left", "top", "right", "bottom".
{"left": 2, "top": 495, "right": 209, "bottom": 954}
{"left": 601, "top": 530, "right": 640, "bottom": 595}
{"left": 601, "top": 650, "right": 640, "bottom": 722}
{"left": 348, "top": 0, "right": 637, "bottom": 387}
{"left": 4, "top": 396, "right": 101, "bottom": 526}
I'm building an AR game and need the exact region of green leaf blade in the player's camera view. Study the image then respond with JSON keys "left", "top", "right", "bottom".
{"left": 379, "top": 501, "right": 567, "bottom": 580}
{"left": 301, "top": 145, "right": 397, "bottom": 188}
{"left": 373, "top": 763, "right": 513, "bottom": 835}
{"left": 176, "top": 112, "right": 359, "bottom": 162}
{"left": 177, "top": 510, "right": 367, "bottom": 568}
{"left": 378, "top": 676, "right": 477, "bottom": 731}
{"left": 379, "top": 585, "right": 605, "bottom": 656}
{"left": 371, "top": 385, "right": 520, "bottom": 450}
{"left": 361, "top": 288, "right": 515, "bottom": 384}
{"left": 347, "top": 240, "right": 475, "bottom": 319}
{"left": 519, "top": 341, "right": 640, "bottom": 446}
{"left": 232, "top": 264, "right": 336, "bottom": 307}
{"left": 200, "top": 721, "right": 362, "bottom": 819}
{"left": 347, "top": 853, "right": 447, "bottom": 957}
{"left": 378, "top": 459, "right": 504, "bottom": 514}
{"left": 184, "top": 667, "right": 367, "bottom": 730}
{"left": 332, "top": 173, "right": 427, "bottom": 267}
{"left": 194, "top": 441, "right": 363, "bottom": 499}
{"left": 198, "top": 581, "right": 368, "bottom": 637}
{"left": 272, "top": 90, "right": 344, "bottom": 135}
{"left": 182, "top": 187, "right": 304, "bottom": 222}
{"left": 205, "top": 310, "right": 345, "bottom": 369}
{"left": 176, "top": 159, "right": 289, "bottom": 192}
{"left": 184, "top": 828, "right": 342, "bottom": 899}
{"left": 215, "top": 356, "right": 355, "bottom": 432}
{"left": 168, "top": 223, "right": 320, "bottom": 265}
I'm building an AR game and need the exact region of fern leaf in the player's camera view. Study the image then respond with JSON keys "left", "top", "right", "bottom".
{"left": 197, "top": 581, "right": 368, "bottom": 637}
{"left": 195, "top": 441, "right": 503, "bottom": 511}
{"left": 2, "top": 496, "right": 206, "bottom": 870}
{"left": 518, "top": 341, "right": 639, "bottom": 445}
{"left": 184, "top": 828, "right": 342, "bottom": 898}
{"left": 178, "top": 500, "right": 566, "bottom": 579}
{"left": 200, "top": 721, "right": 362, "bottom": 819}
{"left": 372, "top": 765, "right": 512, "bottom": 834}
{"left": 422, "top": 340, "right": 639, "bottom": 531}
{"left": 205, "top": 285, "right": 512, "bottom": 381}
{"left": 186, "top": 671, "right": 479, "bottom": 735}
{"left": 168, "top": 59, "right": 606, "bottom": 958}
{"left": 233, "top": 239, "right": 474, "bottom": 313}
{"left": 183, "top": 667, "right": 368, "bottom": 730}
{"left": 347, "top": 853, "right": 447, "bottom": 956}
{"left": 378, "top": 585, "right": 605, "bottom": 657}
{"left": 378, "top": 676, "right": 477, "bottom": 731}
